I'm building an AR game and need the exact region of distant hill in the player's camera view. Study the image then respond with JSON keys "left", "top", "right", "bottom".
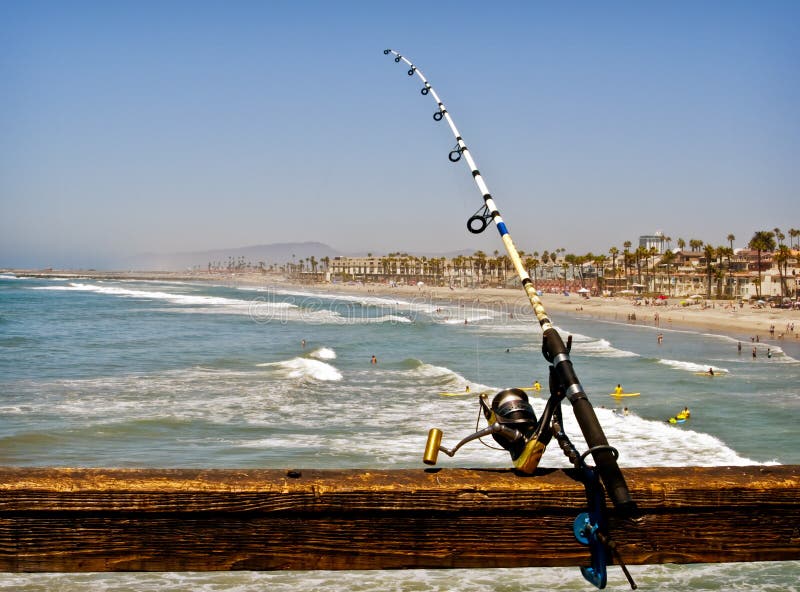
{"left": 123, "top": 241, "right": 342, "bottom": 271}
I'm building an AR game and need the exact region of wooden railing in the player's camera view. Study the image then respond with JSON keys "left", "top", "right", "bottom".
{"left": 0, "top": 465, "right": 797, "bottom": 572}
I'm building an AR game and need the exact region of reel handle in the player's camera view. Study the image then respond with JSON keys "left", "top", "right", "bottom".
{"left": 423, "top": 428, "right": 443, "bottom": 465}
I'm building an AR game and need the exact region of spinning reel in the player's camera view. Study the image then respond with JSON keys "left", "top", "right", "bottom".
{"left": 424, "top": 387, "right": 557, "bottom": 474}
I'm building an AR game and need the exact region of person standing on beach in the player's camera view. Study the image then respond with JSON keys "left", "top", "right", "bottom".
{"left": 752, "top": 347, "right": 757, "bottom": 359}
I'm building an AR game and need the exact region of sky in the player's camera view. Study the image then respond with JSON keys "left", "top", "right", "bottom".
{"left": 1, "top": 1, "right": 799, "bottom": 269}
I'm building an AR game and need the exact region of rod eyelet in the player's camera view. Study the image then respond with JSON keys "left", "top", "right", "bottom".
{"left": 383, "top": 49, "right": 390, "bottom": 55}
{"left": 467, "top": 215, "right": 488, "bottom": 234}
{"left": 433, "top": 111, "right": 443, "bottom": 121}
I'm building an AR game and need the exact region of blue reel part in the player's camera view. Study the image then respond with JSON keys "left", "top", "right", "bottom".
{"left": 573, "top": 512, "right": 608, "bottom": 589}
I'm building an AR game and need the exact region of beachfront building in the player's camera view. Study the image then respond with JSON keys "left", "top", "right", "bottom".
{"left": 639, "top": 232, "right": 667, "bottom": 254}
{"left": 314, "top": 246, "right": 798, "bottom": 300}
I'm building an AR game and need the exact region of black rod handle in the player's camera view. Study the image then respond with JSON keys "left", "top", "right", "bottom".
{"left": 543, "top": 329, "right": 635, "bottom": 513}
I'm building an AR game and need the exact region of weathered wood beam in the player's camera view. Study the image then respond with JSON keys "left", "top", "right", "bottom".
{"left": 0, "top": 465, "right": 797, "bottom": 572}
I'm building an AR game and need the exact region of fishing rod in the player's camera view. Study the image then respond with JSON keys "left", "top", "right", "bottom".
{"left": 384, "top": 49, "right": 637, "bottom": 589}
{"left": 383, "top": 48, "right": 633, "bottom": 512}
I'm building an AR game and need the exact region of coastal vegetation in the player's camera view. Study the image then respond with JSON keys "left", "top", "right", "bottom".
{"left": 204, "top": 227, "right": 799, "bottom": 301}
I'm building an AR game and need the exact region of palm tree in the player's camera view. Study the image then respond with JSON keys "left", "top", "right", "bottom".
{"left": 716, "top": 246, "right": 734, "bottom": 298}
{"left": 774, "top": 245, "right": 791, "bottom": 298}
{"left": 748, "top": 231, "right": 776, "bottom": 298}
{"left": 727, "top": 234, "right": 735, "bottom": 251}
{"left": 648, "top": 246, "right": 659, "bottom": 290}
{"left": 774, "top": 228, "right": 785, "bottom": 246}
{"left": 677, "top": 238, "right": 686, "bottom": 252}
{"left": 608, "top": 247, "right": 619, "bottom": 292}
{"left": 593, "top": 253, "right": 607, "bottom": 292}
{"left": 789, "top": 228, "right": 799, "bottom": 250}
{"left": 529, "top": 252, "right": 540, "bottom": 287}
{"left": 634, "top": 246, "right": 648, "bottom": 286}
{"left": 703, "top": 244, "right": 717, "bottom": 298}
{"left": 689, "top": 239, "right": 703, "bottom": 252}
{"left": 622, "top": 241, "right": 632, "bottom": 288}
{"left": 660, "top": 250, "right": 676, "bottom": 296}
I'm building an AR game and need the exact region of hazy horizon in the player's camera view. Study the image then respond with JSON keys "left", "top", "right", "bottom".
{"left": 2, "top": 1, "right": 799, "bottom": 269}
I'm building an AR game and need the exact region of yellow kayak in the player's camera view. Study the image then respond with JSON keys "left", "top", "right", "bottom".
{"left": 609, "top": 392, "right": 640, "bottom": 398}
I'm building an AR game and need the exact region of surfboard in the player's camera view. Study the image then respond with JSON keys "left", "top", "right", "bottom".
{"left": 668, "top": 416, "right": 687, "bottom": 424}
{"left": 609, "top": 392, "right": 640, "bottom": 398}
{"left": 694, "top": 372, "right": 725, "bottom": 377}
{"left": 439, "top": 390, "right": 489, "bottom": 397}
{"left": 516, "top": 386, "right": 542, "bottom": 392}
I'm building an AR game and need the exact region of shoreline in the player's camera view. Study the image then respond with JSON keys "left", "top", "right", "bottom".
{"left": 6, "top": 268, "right": 800, "bottom": 354}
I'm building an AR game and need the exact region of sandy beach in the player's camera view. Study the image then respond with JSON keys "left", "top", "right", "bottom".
{"left": 8, "top": 268, "right": 800, "bottom": 351}
{"left": 290, "top": 278, "right": 800, "bottom": 350}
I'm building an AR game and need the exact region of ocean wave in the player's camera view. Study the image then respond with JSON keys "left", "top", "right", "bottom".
{"left": 658, "top": 359, "right": 729, "bottom": 374}
{"left": 442, "top": 314, "right": 494, "bottom": 324}
{"left": 309, "top": 347, "right": 336, "bottom": 360}
{"left": 571, "top": 338, "right": 639, "bottom": 358}
{"left": 257, "top": 357, "right": 343, "bottom": 382}
{"left": 351, "top": 314, "right": 413, "bottom": 324}
{"left": 548, "top": 405, "right": 761, "bottom": 468}
{"left": 32, "top": 282, "right": 291, "bottom": 308}
{"left": 0, "top": 562, "right": 797, "bottom": 592}
{"left": 388, "top": 358, "right": 495, "bottom": 393}
{"left": 245, "top": 286, "right": 441, "bottom": 314}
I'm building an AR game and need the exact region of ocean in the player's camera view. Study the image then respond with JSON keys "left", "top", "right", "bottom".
{"left": 1, "top": 274, "right": 798, "bottom": 591}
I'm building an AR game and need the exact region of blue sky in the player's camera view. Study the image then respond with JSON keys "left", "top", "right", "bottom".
{"left": 1, "top": 1, "right": 798, "bottom": 268}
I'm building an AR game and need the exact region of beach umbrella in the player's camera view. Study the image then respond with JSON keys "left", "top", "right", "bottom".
{"left": 688, "top": 294, "right": 703, "bottom": 300}
{"left": 657, "top": 295, "right": 668, "bottom": 300}
{"left": 577, "top": 287, "right": 590, "bottom": 293}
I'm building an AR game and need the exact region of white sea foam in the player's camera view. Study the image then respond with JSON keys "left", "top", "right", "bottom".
{"left": 443, "top": 314, "right": 494, "bottom": 324}
{"left": 257, "top": 357, "right": 343, "bottom": 382}
{"left": 33, "top": 282, "right": 285, "bottom": 307}
{"left": 582, "top": 407, "right": 761, "bottom": 467}
{"left": 1, "top": 561, "right": 798, "bottom": 592}
{"left": 571, "top": 337, "right": 639, "bottom": 358}
{"left": 659, "top": 359, "right": 729, "bottom": 374}
{"left": 250, "top": 286, "right": 442, "bottom": 314}
{"left": 352, "top": 314, "right": 413, "bottom": 324}
{"left": 309, "top": 347, "right": 337, "bottom": 360}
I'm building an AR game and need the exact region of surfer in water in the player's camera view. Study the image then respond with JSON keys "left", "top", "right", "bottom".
{"left": 614, "top": 384, "right": 623, "bottom": 396}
